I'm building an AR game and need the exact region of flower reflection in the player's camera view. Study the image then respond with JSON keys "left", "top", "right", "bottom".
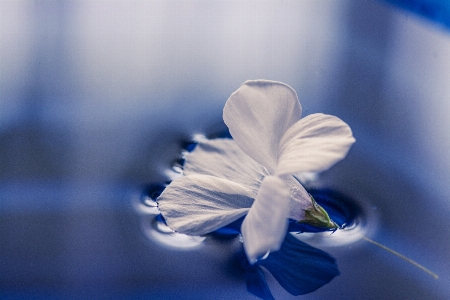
{"left": 240, "top": 233, "right": 339, "bottom": 299}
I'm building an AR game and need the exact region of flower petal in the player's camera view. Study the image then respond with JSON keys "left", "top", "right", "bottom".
{"left": 184, "top": 139, "right": 313, "bottom": 223}
{"left": 157, "top": 175, "right": 254, "bottom": 236}
{"left": 276, "top": 113, "right": 355, "bottom": 176}
{"left": 241, "top": 176, "right": 291, "bottom": 264}
{"left": 183, "top": 138, "right": 268, "bottom": 196}
{"left": 223, "top": 80, "right": 302, "bottom": 172}
{"left": 282, "top": 175, "right": 311, "bottom": 221}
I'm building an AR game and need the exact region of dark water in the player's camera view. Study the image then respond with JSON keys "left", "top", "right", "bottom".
{"left": 1, "top": 1, "right": 450, "bottom": 299}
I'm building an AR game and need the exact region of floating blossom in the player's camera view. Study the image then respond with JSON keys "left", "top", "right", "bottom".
{"left": 157, "top": 80, "right": 355, "bottom": 263}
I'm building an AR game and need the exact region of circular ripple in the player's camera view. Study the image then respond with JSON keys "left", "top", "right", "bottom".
{"left": 140, "top": 215, "right": 206, "bottom": 249}
{"left": 133, "top": 185, "right": 206, "bottom": 250}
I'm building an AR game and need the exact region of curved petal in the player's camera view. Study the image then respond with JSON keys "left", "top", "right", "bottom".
{"left": 223, "top": 80, "right": 302, "bottom": 172}
{"left": 283, "top": 175, "right": 311, "bottom": 221}
{"left": 184, "top": 138, "right": 268, "bottom": 196}
{"left": 157, "top": 175, "right": 254, "bottom": 236}
{"left": 241, "top": 176, "right": 290, "bottom": 264}
{"left": 276, "top": 113, "right": 355, "bottom": 176}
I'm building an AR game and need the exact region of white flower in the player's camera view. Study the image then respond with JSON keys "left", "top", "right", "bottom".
{"left": 157, "top": 80, "right": 355, "bottom": 263}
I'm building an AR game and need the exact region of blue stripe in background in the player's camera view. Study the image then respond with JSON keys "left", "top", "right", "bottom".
{"left": 384, "top": 0, "right": 450, "bottom": 29}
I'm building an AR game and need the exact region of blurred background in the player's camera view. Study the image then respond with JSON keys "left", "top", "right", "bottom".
{"left": 1, "top": 0, "right": 450, "bottom": 299}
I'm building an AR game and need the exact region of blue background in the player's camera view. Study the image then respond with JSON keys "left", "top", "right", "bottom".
{"left": 1, "top": 1, "right": 450, "bottom": 299}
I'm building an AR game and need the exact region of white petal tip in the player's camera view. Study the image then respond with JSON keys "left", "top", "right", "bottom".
{"left": 241, "top": 176, "right": 290, "bottom": 264}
